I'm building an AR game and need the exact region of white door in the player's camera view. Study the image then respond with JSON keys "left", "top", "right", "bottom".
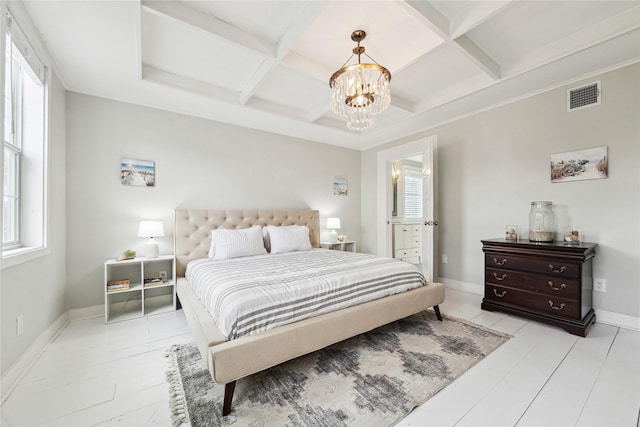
{"left": 376, "top": 136, "right": 438, "bottom": 281}
{"left": 421, "top": 136, "right": 438, "bottom": 282}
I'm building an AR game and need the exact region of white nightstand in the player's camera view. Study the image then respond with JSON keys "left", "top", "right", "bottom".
{"left": 104, "top": 254, "right": 176, "bottom": 323}
{"left": 320, "top": 241, "right": 356, "bottom": 252}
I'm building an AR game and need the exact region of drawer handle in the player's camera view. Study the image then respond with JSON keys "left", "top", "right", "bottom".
{"left": 548, "top": 300, "right": 565, "bottom": 311}
{"left": 493, "top": 289, "right": 507, "bottom": 298}
{"left": 493, "top": 273, "right": 507, "bottom": 281}
{"left": 549, "top": 264, "right": 566, "bottom": 274}
{"left": 493, "top": 258, "right": 507, "bottom": 266}
{"left": 548, "top": 281, "right": 566, "bottom": 291}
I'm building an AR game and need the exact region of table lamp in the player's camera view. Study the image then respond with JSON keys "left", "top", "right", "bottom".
{"left": 138, "top": 220, "right": 164, "bottom": 258}
{"left": 326, "top": 218, "right": 341, "bottom": 243}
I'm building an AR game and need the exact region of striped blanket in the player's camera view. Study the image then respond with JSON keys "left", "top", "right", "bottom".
{"left": 185, "top": 249, "right": 426, "bottom": 340}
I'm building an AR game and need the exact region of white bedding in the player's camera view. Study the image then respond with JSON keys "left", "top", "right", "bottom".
{"left": 185, "top": 249, "right": 426, "bottom": 340}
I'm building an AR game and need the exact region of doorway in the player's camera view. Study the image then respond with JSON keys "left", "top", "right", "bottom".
{"left": 376, "top": 136, "right": 438, "bottom": 281}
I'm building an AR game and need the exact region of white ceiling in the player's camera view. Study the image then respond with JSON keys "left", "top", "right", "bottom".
{"left": 22, "top": 0, "right": 640, "bottom": 150}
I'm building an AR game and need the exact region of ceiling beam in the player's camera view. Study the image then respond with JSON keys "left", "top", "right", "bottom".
{"left": 240, "top": 1, "right": 326, "bottom": 105}
{"left": 505, "top": 5, "right": 640, "bottom": 76}
{"left": 245, "top": 97, "right": 310, "bottom": 122}
{"left": 276, "top": 1, "right": 327, "bottom": 60}
{"left": 450, "top": 1, "right": 517, "bottom": 38}
{"left": 239, "top": 59, "right": 276, "bottom": 105}
{"left": 308, "top": 103, "right": 330, "bottom": 123}
{"left": 133, "top": 1, "right": 142, "bottom": 80}
{"left": 390, "top": 95, "right": 417, "bottom": 114}
{"left": 141, "top": 0, "right": 277, "bottom": 59}
{"left": 401, "top": 1, "right": 450, "bottom": 40}
{"left": 453, "top": 35, "right": 501, "bottom": 80}
{"left": 141, "top": 65, "right": 238, "bottom": 104}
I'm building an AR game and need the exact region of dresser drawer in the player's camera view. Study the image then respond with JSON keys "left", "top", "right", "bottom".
{"left": 485, "top": 284, "right": 580, "bottom": 319}
{"left": 485, "top": 268, "right": 580, "bottom": 299}
{"left": 536, "top": 277, "right": 580, "bottom": 299}
{"left": 485, "top": 253, "right": 580, "bottom": 278}
{"left": 396, "top": 248, "right": 421, "bottom": 256}
{"left": 394, "top": 249, "right": 412, "bottom": 259}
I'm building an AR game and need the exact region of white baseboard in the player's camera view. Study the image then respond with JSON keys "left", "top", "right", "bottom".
{"left": 68, "top": 304, "right": 103, "bottom": 321}
{"left": 440, "top": 277, "right": 640, "bottom": 331}
{"left": 595, "top": 309, "right": 640, "bottom": 331}
{"left": 440, "top": 277, "right": 483, "bottom": 295}
{"left": 0, "top": 312, "right": 68, "bottom": 404}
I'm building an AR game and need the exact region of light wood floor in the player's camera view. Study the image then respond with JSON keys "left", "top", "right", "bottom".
{"left": 1, "top": 288, "right": 639, "bottom": 426}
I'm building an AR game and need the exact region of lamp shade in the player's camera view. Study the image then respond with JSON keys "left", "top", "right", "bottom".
{"left": 137, "top": 220, "right": 164, "bottom": 238}
{"left": 326, "top": 218, "right": 341, "bottom": 230}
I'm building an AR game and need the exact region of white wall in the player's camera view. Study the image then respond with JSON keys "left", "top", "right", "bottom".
{"left": 0, "top": 73, "right": 67, "bottom": 373}
{"left": 361, "top": 64, "right": 640, "bottom": 318}
{"left": 65, "top": 93, "right": 361, "bottom": 310}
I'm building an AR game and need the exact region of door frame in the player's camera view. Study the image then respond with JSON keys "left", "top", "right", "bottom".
{"left": 376, "top": 135, "right": 438, "bottom": 275}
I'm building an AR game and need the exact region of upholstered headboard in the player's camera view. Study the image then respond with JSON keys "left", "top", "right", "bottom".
{"left": 173, "top": 209, "right": 320, "bottom": 277}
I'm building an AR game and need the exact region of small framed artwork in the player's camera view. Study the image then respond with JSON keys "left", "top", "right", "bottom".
{"left": 121, "top": 158, "right": 155, "bottom": 187}
{"left": 333, "top": 178, "right": 347, "bottom": 196}
{"left": 550, "top": 146, "right": 608, "bottom": 183}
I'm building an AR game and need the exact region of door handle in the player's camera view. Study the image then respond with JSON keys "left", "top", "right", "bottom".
{"left": 424, "top": 220, "right": 438, "bottom": 226}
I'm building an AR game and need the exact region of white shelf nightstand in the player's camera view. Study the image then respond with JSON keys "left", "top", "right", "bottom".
{"left": 104, "top": 254, "right": 176, "bottom": 323}
{"left": 320, "top": 241, "right": 356, "bottom": 252}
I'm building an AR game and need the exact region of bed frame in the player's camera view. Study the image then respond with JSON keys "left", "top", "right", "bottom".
{"left": 174, "top": 209, "right": 445, "bottom": 415}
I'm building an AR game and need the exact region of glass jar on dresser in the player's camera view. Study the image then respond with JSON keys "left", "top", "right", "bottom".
{"left": 481, "top": 238, "right": 597, "bottom": 336}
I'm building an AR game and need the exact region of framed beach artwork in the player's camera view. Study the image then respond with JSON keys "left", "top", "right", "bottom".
{"left": 550, "top": 146, "right": 608, "bottom": 183}
{"left": 121, "top": 158, "right": 155, "bottom": 187}
{"left": 333, "top": 178, "right": 347, "bottom": 196}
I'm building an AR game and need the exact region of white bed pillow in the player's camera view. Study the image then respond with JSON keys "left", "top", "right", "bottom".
{"left": 211, "top": 226, "right": 267, "bottom": 260}
{"left": 267, "top": 225, "right": 312, "bottom": 254}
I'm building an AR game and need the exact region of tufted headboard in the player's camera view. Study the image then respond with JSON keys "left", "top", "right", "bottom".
{"left": 173, "top": 209, "right": 320, "bottom": 277}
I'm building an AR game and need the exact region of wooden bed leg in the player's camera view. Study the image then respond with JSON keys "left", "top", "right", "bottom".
{"left": 433, "top": 305, "right": 443, "bottom": 321}
{"left": 222, "top": 381, "right": 236, "bottom": 416}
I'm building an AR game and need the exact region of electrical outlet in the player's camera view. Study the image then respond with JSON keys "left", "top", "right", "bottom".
{"left": 16, "top": 314, "right": 23, "bottom": 337}
{"left": 159, "top": 271, "right": 167, "bottom": 282}
{"left": 594, "top": 278, "right": 607, "bottom": 292}
{"left": 441, "top": 254, "right": 448, "bottom": 264}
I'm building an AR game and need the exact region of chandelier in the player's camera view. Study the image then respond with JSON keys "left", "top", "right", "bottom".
{"left": 329, "top": 30, "right": 391, "bottom": 131}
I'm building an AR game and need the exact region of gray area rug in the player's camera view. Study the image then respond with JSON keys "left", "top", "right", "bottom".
{"left": 165, "top": 310, "right": 510, "bottom": 426}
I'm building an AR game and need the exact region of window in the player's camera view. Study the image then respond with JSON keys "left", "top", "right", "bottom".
{"left": 2, "top": 11, "right": 47, "bottom": 257}
{"left": 403, "top": 166, "right": 422, "bottom": 221}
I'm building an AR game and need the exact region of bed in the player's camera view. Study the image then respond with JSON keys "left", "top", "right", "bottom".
{"left": 174, "top": 209, "right": 445, "bottom": 415}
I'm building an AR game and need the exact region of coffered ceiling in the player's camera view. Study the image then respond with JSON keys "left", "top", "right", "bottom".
{"left": 22, "top": 0, "right": 640, "bottom": 150}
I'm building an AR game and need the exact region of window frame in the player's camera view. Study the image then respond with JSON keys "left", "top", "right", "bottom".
{"left": 3, "top": 37, "right": 23, "bottom": 249}
{"left": 1, "top": 8, "right": 50, "bottom": 267}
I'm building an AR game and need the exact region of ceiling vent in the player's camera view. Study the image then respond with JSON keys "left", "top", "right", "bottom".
{"left": 567, "top": 81, "right": 601, "bottom": 112}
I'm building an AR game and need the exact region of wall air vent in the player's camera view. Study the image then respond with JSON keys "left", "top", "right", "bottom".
{"left": 567, "top": 81, "right": 601, "bottom": 112}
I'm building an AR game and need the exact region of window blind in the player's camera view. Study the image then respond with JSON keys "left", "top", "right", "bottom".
{"left": 404, "top": 167, "right": 422, "bottom": 220}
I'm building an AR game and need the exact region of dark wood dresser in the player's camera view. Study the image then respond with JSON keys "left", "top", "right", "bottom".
{"left": 481, "top": 238, "right": 597, "bottom": 336}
